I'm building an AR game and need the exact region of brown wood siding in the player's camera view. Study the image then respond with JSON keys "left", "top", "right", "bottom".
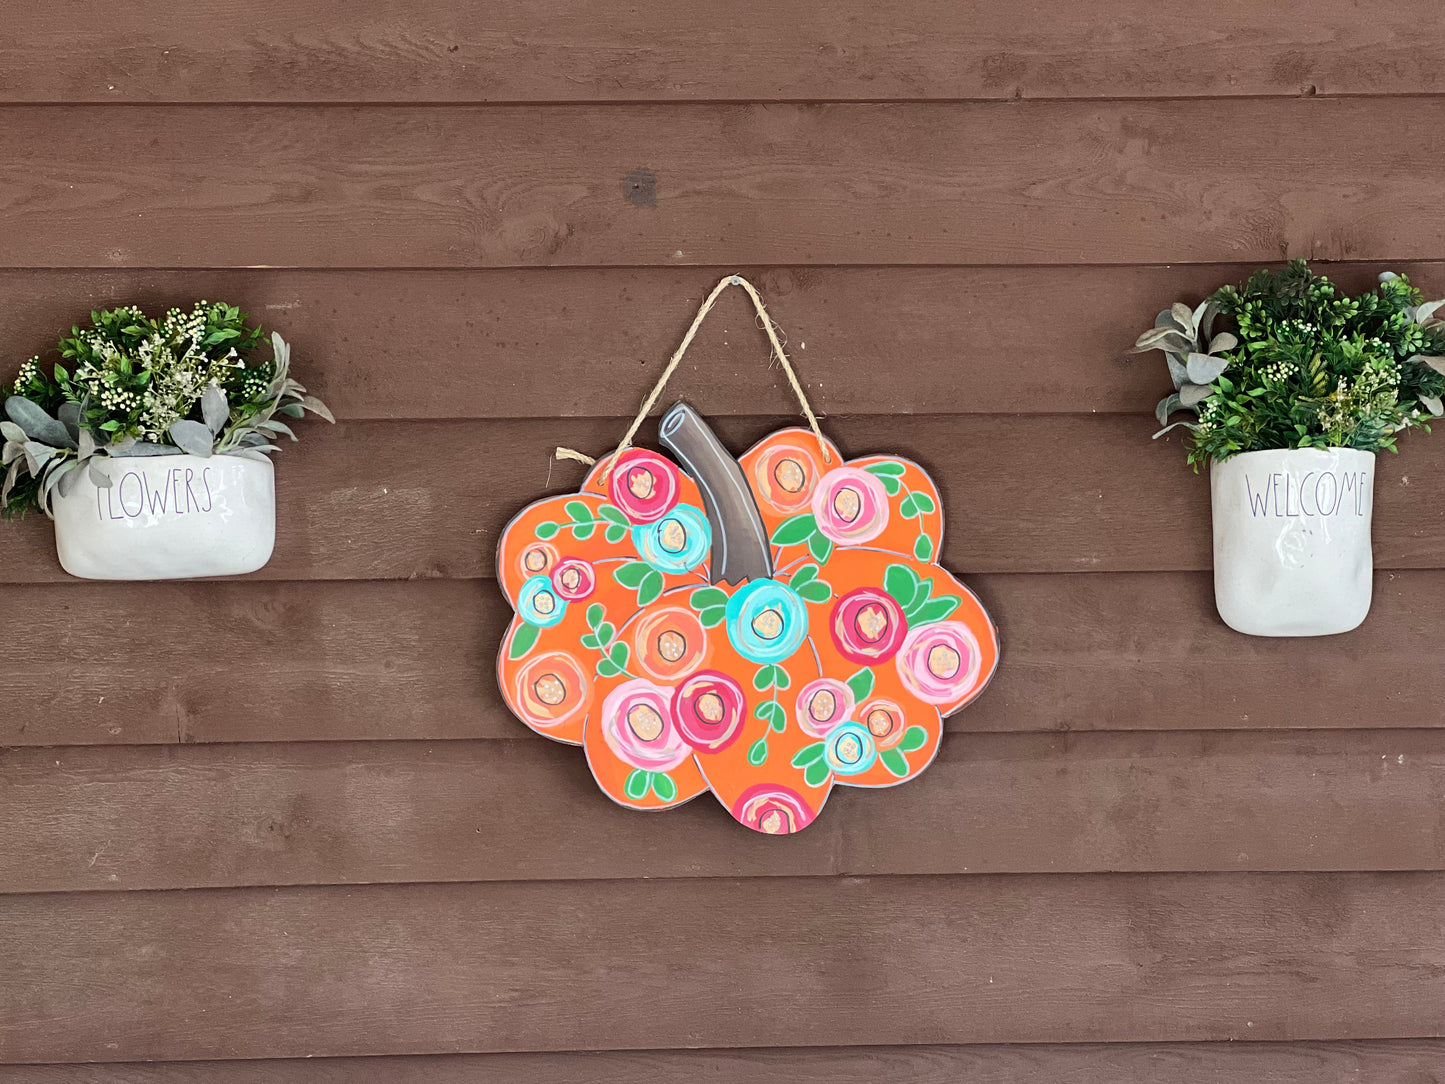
{"left": 1, "top": 3, "right": 1442, "bottom": 1078}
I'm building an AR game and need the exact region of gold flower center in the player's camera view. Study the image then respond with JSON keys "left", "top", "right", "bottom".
{"left": 559, "top": 567, "right": 581, "bottom": 590}
{"left": 533, "top": 674, "right": 566, "bottom": 706}
{"left": 759, "top": 809, "right": 787, "bottom": 834}
{"left": 626, "top": 703, "right": 664, "bottom": 742}
{"left": 774, "top": 459, "right": 806, "bottom": 493}
{"left": 657, "top": 630, "right": 687, "bottom": 662}
{"left": 832, "top": 487, "right": 861, "bottom": 522}
{"left": 809, "top": 690, "right": 837, "bottom": 721}
{"left": 751, "top": 607, "right": 784, "bottom": 641}
{"left": 532, "top": 590, "right": 556, "bottom": 615}
{"left": 657, "top": 518, "right": 686, "bottom": 552}
{"left": 835, "top": 734, "right": 863, "bottom": 763}
{"left": 927, "top": 643, "right": 961, "bottom": 679}
{"left": 523, "top": 548, "right": 548, "bottom": 572}
{"left": 696, "top": 692, "right": 725, "bottom": 723}
{"left": 627, "top": 468, "right": 656, "bottom": 500}
{"left": 855, "top": 603, "right": 889, "bottom": 642}
{"left": 865, "top": 707, "right": 896, "bottom": 738}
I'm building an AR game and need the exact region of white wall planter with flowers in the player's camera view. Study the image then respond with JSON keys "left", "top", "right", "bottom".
{"left": 1210, "top": 447, "right": 1374, "bottom": 636}
{"left": 3, "top": 303, "right": 331, "bottom": 580}
{"left": 52, "top": 452, "right": 275, "bottom": 580}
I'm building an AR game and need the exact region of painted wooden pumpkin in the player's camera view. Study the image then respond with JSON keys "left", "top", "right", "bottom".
{"left": 496, "top": 402, "right": 998, "bottom": 835}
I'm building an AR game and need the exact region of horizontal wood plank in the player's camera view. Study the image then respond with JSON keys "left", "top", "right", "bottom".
{"left": 1, "top": 872, "right": 1441, "bottom": 1060}
{"left": 6, "top": 0, "right": 1445, "bottom": 103}
{"left": 6, "top": 570, "right": 1445, "bottom": 747}
{"left": 2, "top": 729, "right": 1440, "bottom": 893}
{"left": 2, "top": 1041, "right": 1443, "bottom": 1082}
{"left": 3, "top": 414, "right": 1444, "bottom": 583}
{"left": 5, "top": 263, "right": 1443, "bottom": 420}
{"left": 4, "top": 100, "right": 1445, "bottom": 267}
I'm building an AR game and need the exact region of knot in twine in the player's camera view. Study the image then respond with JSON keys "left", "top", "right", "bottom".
{"left": 554, "top": 274, "right": 830, "bottom": 479}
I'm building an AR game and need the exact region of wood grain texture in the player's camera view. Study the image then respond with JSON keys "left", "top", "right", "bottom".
{"left": 6, "top": 263, "right": 1443, "bottom": 420}
{"left": 5, "top": 100, "right": 1445, "bottom": 268}
{"left": 3, "top": 414, "right": 1445, "bottom": 583}
{"left": 2, "top": 873, "right": 1442, "bottom": 1061}
{"left": 7, "top": 570, "right": 1445, "bottom": 747}
{"left": 2, "top": 730, "right": 1440, "bottom": 893}
{"left": 2, "top": 1041, "right": 1442, "bottom": 1082}
{"left": 4, "top": 0, "right": 1444, "bottom": 103}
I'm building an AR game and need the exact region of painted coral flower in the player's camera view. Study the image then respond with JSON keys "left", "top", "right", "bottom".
{"left": 725, "top": 579, "right": 809, "bottom": 663}
{"left": 608, "top": 449, "right": 681, "bottom": 524}
{"left": 634, "top": 606, "right": 708, "bottom": 682}
{"left": 672, "top": 670, "right": 747, "bottom": 753}
{"left": 896, "top": 621, "right": 984, "bottom": 704}
{"left": 830, "top": 586, "right": 908, "bottom": 664}
{"left": 632, "top": 503, "right": 711, "bottom": 573}
{"left": 732, "top": 783, "right": 816, "bottom": 835}
{"left": 600, "top": 678, "right": 691, "bottom": 771}
{"left": 811, "top": 466, "right": 889, "bottom": 545}
{"left": 858, "top": 698, "right": 908, "bottom": 749}
{"left": 550, "top": 558, "right": 596, "bottom": 601}
{"left": 512, "top": 651, "right": 591, "bottom": 730}
{"left": 794, "top": 677, "right": 854, "bottom": 738}
{"left": 752, "top": 440, "right": 825, "bottom": 513}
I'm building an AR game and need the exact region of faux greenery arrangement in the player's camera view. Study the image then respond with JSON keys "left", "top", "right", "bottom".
{"left": 2, "top": 301, "right": 332, "bottom": 517}
{"left": 1133, "top": 260, "right": 1445, "bottom": 467}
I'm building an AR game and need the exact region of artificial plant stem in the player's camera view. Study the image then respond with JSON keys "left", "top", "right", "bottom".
{"left": 659, "top": 401, "right": 773, "bottom": 585}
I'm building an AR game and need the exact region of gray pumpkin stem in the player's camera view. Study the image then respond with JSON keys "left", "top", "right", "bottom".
{"left": 658, "top": 401, "right": 773, "bottom": 585}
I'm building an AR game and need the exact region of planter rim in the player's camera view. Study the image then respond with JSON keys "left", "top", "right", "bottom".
{"left": 1208, "top": 446, "right": 1376, "bottom": 469}
{"left": 87, "top": 450, "right": 274, "bottom": 472}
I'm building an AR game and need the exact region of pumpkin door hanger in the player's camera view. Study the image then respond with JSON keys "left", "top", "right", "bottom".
{"left": 497, "top": 397, "right": 999, "bottom": 835}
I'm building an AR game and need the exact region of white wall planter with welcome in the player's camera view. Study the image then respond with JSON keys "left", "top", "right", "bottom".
{"left": 1210, "top": 447, "right": 1375, "bottom": 637}
{"left": 52, "top": 453, "right": 275, "bottom": 580}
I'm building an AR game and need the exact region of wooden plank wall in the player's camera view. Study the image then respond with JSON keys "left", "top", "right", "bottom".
{"left": 1, "top": 2, "right": 1443, "bottom": 1078}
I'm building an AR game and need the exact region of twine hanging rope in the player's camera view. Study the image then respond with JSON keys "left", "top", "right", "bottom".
{"left": 555, "top": 274, "right": 831, "bottom": 478}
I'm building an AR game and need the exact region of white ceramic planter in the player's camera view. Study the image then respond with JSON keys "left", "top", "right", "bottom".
{"left": 1210, "top": 447, "right": 1374, "bottom": 637}
{"left": 52, "top": 454, "right": 276, "bottom": 580}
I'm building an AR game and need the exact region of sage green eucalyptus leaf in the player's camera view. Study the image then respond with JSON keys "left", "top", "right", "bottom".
{"left": 301, "top": 395, "right": 335, "bottom": 423}
{"left": 1, "top": 460, "right": 19, "bottom": 505}
{"left": 1186, "top": 352, "right": 1229, "bottom": 385}
{"left": 167, "top": 420, "right": 215, "bottom": 458}
{"left": 202, "top": 382, "right": 229, "bottom": 435}
{"left": 117, "top": 441, "right": 183, "bottom": 457}
{"left": 1208, "top": 332, "right": 1238, "bottom": 354}
{"left": 1, "top": 442, "right": 21, "bottom": 467}
{"left": 6, "top": 396, "right": 76, "bottom": 449}
{"left": 22, "top": 440, "right": 57, "bottom": 475}
{"left": 0, "top": 421, "right": 25, "bottom": 445}
{"left": 1179, "top": 383, "right": 1213, "bottom": 408}
{"left": 1155, "top": 394, "right": 1183, "bottom": 427}
{"left": 1421, "top": 395, "right": 1444, "bottom": 417}
{"left": 87, "top": 456, "right": 113, "bottom": 488}
{"left": 77, "top": 428, "right": 97, "bottom": 461}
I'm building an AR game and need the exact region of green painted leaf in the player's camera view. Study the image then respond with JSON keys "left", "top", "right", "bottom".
{"left": 791, "top": 742, "right": 826, "bottom": 768}
{"left": 614, "top": 561, "right": 650, "bottom": 588}
{"left": 909, "top": 577, "right": 933, "bottom": 613}
{"left": 598, "top": 504, "right": 628, "bottom": 525}
{"left": 579, "top": 633, "right": 599, "bottom": 650}
{"left": 752, "top": 665, "right": 776, "bottom": 692}
{"left": 912, "top": 596, "right": 960, "bottom": 626}
{"left": 508, "top": 622, "right": 540, "bottom": 660}
{"left": 772, "top": 667, "right": 791, "bottom": 690}
{"left": 624, "top": 769, "right": 650, "bottom": 801}
{"left": 846, "top": 668, "right": 875, "bottom": 702}
{"left": 875, "top": 473, "right": 902, "bottom": 495}
{"left": 771, "top": 513, "right": 818, "bottom": 546}
{"left": 565, "top": 500, "right": 593, "bottom": 523}
{"left": 803, "top": 761, "right": 831, "bottom": 788}
{"left": 797, "top": 579, "right": 832, "bottom": 604}
{"left": 883, "top": 564, "right": 919, "bottom": 608}
{"left": 900, "top": 725, "right": 929, "bottom": 753}
{"left": 898, "top": 494, "right": 918, "bottom": 517}
{"left": 534, "top": 521, "right": 559, "bottom": 540}
{"left": 865, "top": 461, "right": 906, "bottom": 477}
{"left": 754, "top": 700, "right": 785, "bottom": 727}
{"left": 604, "top": 523, "right": 628, "bottom": 544}
{"left": 572, "top": 521, "right": 595, "bottom": 540}
{"left": 596, "top": 622, "right": 615, "bottom": 644}
{"left": 637, "top": 569, "right": 664, "bottom": 606}
{"left": 586, "top": 603, "right": 606, "bottom": 629}
{"left": 699, "top": 606, "right": 727, "bottom": 628}
{"left": 910, "top": 491, "right": 937, "bottom": 514}
{"left": 913, "top": 534, "right": 934, "bottom": 561}
{"left": 597, "top": 659, "right": 621, "bottom": 678}
{"left": 807, "top": 531, "right": 833, "bottom": 563}
{"left": 651, "top": 773, "right": 677, "bottom": 802}
{"left": 788, "top": 563, "right": 818, "bottom": 588}
{"left": 880, "top": 748, "right": 910, "bottom": 777}
{"left": 747, "top": 738, "right": 769, "bottom": 766}
{"left": 608, "top": 641, "right": 629, "bottom": 666}
{"left": 689, "top": 586, "right": 729, "bottom": 611}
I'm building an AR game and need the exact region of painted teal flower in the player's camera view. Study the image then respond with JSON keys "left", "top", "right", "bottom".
{"left": 517, "top": 574, "right": 568, "bottom": 627}
{"left": 823, "top": 721, "right": 878, "bottom": 776}
{"left": 632, "top": 503, "right": 711, "bottom": 573}
{"left": 725, "top": 579, "right": 808, "bottom": 663}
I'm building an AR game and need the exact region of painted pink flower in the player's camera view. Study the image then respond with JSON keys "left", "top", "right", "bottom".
{"left": 895, "top": 621, "right": 983, "bottom": 705}
{"left": 732, "top": 783, "right": 816, "bottom": 835}
{"left": 794, "top": 677, "right": 855, "bottom": 738}
{"left": 672, "top": 670, "right": 746, "bottom": 753}
{"left": 810, "top": 467, "right": 889, "bottom": 545}
{"left": 608, "top": 449, "right": 681, "bottom": 525}
{"left": 599, "top": 678, "right": 691, "bottom": 771}
{"left": 550, "top": 558, "right": 596, "bottom": 601}
{"left": 830, "top": 587, "right": 907, "bottom": 664}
